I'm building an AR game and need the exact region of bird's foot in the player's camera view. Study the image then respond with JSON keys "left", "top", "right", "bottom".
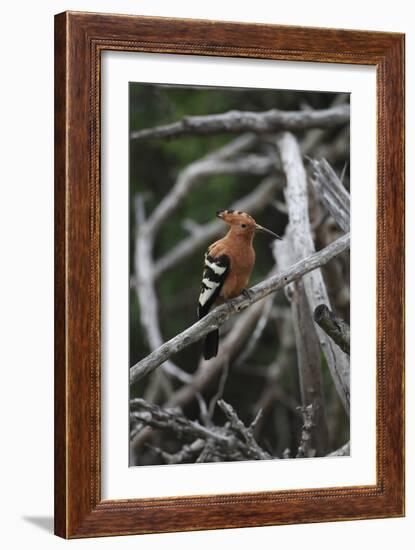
{"left": 242, "top": 288, "right": 253, "bottom": 300}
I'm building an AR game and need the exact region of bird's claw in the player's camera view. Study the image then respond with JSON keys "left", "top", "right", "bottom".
{"left": 242, "top": 288, "right": 253, "bottom": 300}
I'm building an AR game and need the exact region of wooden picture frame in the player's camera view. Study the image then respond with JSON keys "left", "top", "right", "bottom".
{"left": 54, "top": 11, "right": 405, "bottom": 538}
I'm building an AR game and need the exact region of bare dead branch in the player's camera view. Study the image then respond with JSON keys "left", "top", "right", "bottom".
{"left": 131, "top": 399, "right": 228, "bottom": 443}
{"left": 249, "top": 408, "right": 265, "bottom": 433}
{"left": 313, "top": 126, "right": 350, "bottom": 164}
{"left": 147, "top": 439, "right": 205, "bottom": 464}
{"left": 133, "top": 195, "right": 192, "bottom": 386}
{"left": 131, "top": 300, "right": 264, "bottom": 453}
{"left": 276, "top": 132, "right": 350, "bottom": 413}
{"left": 327, "top": 441, "right": 350, "bottom": 457}
{"left": 276, "top": 235, "right": 329, "bottom": 455}
{"left": 309, "top": 158, "right": 350, "bottom": 232}
{"left": 234, "top": 295, "right": 275, "bottom": 368}
{"left": 300, "top": 94, "right": 349, "bottom": 156}
{"left": 129, "top": 299, "right": 269, "bottom": 456}
{"left": 314, "top": 304, "right": 350, "bottom": 355}
{"left": 296, "top": 404, "right": 316, "bottom": 458}
{"left": 144, "top": 134, "right": 265, "bottom": 236}
{"left": 217, "top": 400, "right": 272, "bottom": 460}
{"left": 167, "top": 299, "right": 268, "bottom": 408}
{"left": 131, "top": 398, "right": 272, "bottom": 462}
{"left": 131, "top": 104, "right": 350, "bottom": 140}
{"left": 249, "top": 321, "right": 298, "bottom": 440}
{"left": 143, "top": 365, "right": 173, "bottom": 404}
{"left": 196, "top": 440, "right": 221, "bottom": 463}
{"left": 195, "top": 392, "right": 211, "bottom": 427}
{"left": 130, "top": 233, "right": 350, "bottom": 385}
{"left": 208, "top": 361, "right": 230, "bottom": 419}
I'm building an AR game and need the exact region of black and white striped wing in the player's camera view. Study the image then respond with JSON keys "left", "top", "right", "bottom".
{"left": 197, "top": 254, "right": 230, "bottom": 318}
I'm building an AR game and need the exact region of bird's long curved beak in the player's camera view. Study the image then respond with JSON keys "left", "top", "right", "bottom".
{"left": 255, "top": 224, "right": 281, "bottom": 239}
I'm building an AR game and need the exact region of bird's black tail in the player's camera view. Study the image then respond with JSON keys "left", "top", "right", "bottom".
{"left": 203, "top": 329, "right": 219, "bottom": 360}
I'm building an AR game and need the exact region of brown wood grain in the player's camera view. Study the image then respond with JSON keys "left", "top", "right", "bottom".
{"left": 54, "top": 11, "right": 405, "bottom": 539}
{"left": 54, "top": 11, "right": 68, "bottom": 538}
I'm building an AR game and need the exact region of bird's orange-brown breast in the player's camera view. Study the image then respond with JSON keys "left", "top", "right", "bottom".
{"left": 208, "top": 235, "right": 255, "bottom": 299}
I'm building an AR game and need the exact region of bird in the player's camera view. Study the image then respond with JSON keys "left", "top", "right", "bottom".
{"left": 197, "top": 209, "right": 280, "bottom": 360}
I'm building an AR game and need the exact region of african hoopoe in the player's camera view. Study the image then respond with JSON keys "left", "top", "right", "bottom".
{"left": 197, "top": 209, "right": 280, "bottom": 360}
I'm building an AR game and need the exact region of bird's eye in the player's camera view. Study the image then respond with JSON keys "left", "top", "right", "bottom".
{"left": 241, "top": 223, "right": 247, "bottom": 228}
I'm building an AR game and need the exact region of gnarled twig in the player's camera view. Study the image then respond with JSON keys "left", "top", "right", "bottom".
{"left": 131, "top": 398, "right": 271, "bottom": 462}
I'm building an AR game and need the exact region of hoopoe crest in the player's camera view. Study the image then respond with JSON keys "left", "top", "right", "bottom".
{"left": 198, "top": 209, "right": 280, "bottom": 360}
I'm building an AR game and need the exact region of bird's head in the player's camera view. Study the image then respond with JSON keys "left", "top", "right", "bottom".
{"left": 216, "top": 209, "right": 280, "bottom": 239}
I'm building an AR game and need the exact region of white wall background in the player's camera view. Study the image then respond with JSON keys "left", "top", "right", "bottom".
{"left": 0, "top": 1, "right": 412, "bottom": 548}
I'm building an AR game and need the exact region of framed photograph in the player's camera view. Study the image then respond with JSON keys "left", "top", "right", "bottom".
{"left": 54, "top": 11, "right": 405, "bottom": 538}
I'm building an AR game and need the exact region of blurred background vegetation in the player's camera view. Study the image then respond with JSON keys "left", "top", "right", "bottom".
{"left": 129, "top": 83, "right": 350, "bottom": 465}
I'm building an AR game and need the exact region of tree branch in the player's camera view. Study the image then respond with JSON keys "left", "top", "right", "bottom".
{"left": 217, "top": 400, "right": 272, "bottom": 460}
{"left": 247, "top": 321, "right": 298, "bottom": 443}
{"left": 309, "top": 158, "right": 350, "bottom": 233}
{"left": 146, "top": 439, "right": 205, "bottom": 464}
{"left": 131, "top": 104, "right": 350, "bottom": 140}
{"left": 133, "top": 195, "right": 192, "bottom": 386}
{"left": 129, "top": 299, "right": 268, "bottom": 456}
{"left": 131, "top": 399, "right": 228, "bottom": 443}
{"left": 144, "top": 134, "right": 265, "bottom": 236}
{"left": 233, "top": 295, "right": 275, "bottom": 368}
{"left": 327, "top": 441, "right": 350, "bottom": 457}
{"left": 276, "top": 132, "right": 350, "bottom": 413}
{"left": 296, "top": 404, "right": 316, "bottom": 458}
{"left": 314, "top": 304, "right": 350, "bottom": 355}
{"left": 130, "top": 233, "right": 350, "bottom": 385}
{"left": 276, "top": 235, "right": 329, "bottom": 455}
{"left": 166, "top": 297, "right": 269, "bottom": 409}
{"left": 301, "top": 95, "right": 350, "bottom": 156}
{"left": 131, "top": 398, "right": 272, "bottom": 462}
{"left": 313, "top": 126, "right": 350, "bottom": 164}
